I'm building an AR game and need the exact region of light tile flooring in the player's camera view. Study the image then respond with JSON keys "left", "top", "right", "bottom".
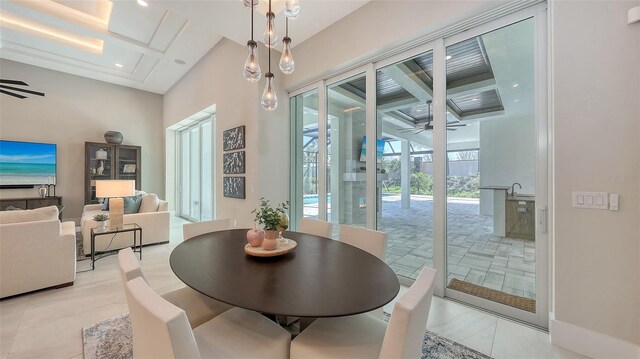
{"left": 0, "top": 215, "right": 583, "bottom": 359}
{"left": 307, "top": 195, "right": 537, "bottom": 299}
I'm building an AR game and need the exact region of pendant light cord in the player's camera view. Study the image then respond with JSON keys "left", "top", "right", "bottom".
{"left": 268, "top": 0, "right": 271, "bottom": 73}
{"left": 250, "top": 0, "right": 254, "bottom": 41}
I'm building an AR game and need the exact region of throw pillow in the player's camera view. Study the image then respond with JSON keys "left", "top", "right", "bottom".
{"left": 101, "top": 198, "right": 109, "bottom": 211}
{"left": 139, "top": 194, "right": 160, "bottom": 213}
{"left": 123, "top": 194, "right": 144, "bottom": 214}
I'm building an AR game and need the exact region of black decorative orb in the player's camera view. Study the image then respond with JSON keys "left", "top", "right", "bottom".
{"left": 104, "top": 131, "right": 123, "bottom": 144}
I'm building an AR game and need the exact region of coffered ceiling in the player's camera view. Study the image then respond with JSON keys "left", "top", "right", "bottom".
{"left": 0, "top": 0, "right": 369, "bottom": 94}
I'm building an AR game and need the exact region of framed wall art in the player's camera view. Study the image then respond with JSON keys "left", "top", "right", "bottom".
{"left": 223, "top": 125, "right": 245, "bottom": 151}
{"left": 223, "top": 177, "right": 245, "bottom": 199}
{"left": 223, "top": 151, "right": 245, "bottom": 174}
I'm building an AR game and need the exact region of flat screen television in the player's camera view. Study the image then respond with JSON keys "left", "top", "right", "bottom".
{"left": 0, "top": 140, "right": 57, "bottom": 188}
{"left": 359, "top": 136, "right": 384, "bottom": 163}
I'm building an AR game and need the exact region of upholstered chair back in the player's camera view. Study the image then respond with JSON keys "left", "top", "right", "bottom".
{"left": 125, "top": 277, "right": 201, "bottom": 359}
{"left": 118, "top": 247, "right": 145, "bottom": 283}
{"left": 299, "top": 218, "right": 333, "bottom": 238}
{"left": 379, "top": 266, "right": 437, "bottom": 359}
{"left": 339, "top": 224, "right": 387, "bottom": 260}
{"left": 183, "top": 219, "right": 234, "bottom": 241}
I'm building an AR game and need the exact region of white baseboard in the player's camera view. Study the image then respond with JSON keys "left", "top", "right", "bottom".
{"left": 549, "top": 313, "right": 640, "bottom": 359}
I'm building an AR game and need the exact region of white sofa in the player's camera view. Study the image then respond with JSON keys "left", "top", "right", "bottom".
{"left": 0, "top": 206, "right": 76, "bottom": 298}
{"left": 81, "top": 193, "right": 169, "bottom": 255}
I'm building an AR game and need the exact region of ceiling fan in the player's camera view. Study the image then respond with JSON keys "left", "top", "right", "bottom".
{"left": 397, "top": 100, "right": 466, "bottom": 134}
{"left": 0, "top": 79, "right": 45, "bottom": 99}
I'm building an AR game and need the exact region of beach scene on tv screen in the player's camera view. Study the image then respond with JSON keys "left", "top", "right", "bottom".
{"left": 0, "top": 141, "right": 56, "bottom": 186}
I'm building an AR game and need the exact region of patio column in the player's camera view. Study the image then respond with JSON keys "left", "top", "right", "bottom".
{"left": 401, "top": 139, "right": 410, "bottom": 209}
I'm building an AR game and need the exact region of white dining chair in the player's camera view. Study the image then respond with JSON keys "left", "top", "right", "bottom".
{"left": 125, "top": 276, "right": 291, "bottom": 359}
{"left": 339, "top": 224, "right": 387, "bottom": 260}
{"left": 183, "top": 219, "right": 235, "bottom": 241}
{"left": 299, "top": 217, "right": 333, "bottom": 238}
{"left": 118, "top": 248, "right": 232, "bottom": 328}
{"left": 291, "top": 266, "right": 437, "bottom": 359}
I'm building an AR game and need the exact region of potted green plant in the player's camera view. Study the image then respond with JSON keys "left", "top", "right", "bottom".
{"left": 93, "top": 213, "right": 109, "bottom": 228}
{"left": 251, "top": 198, "right": 289, "bottom": 250}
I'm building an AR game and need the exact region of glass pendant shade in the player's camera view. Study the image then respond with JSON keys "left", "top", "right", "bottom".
{"left": 243, "top": 41, "right": 262, "bottom": 81}
{"left": 284, "top": 0, "right": 300, "bottom": 19}
{"left": 242, "top": 0, "right": 258, "bottom": 7}
{"left": 263, "top": 13, "right": 278, "bottom": 48}
{"left": 261, "top": 73, "right": 278, "bottom": 111}
{"left": 279, "top": 37, "right": 295, "bottom": 74}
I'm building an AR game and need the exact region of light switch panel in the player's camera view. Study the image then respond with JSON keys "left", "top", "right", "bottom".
{"left": 572, "top": 191, "right": 608, "bottom": 209}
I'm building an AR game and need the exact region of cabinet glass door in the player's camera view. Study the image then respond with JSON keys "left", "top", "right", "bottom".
{"left": 88, "top": 144, "right": 113, "bottom": 204}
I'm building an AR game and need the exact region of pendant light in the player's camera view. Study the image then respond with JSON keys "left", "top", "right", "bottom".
{"left": 279, "top": 18, "right": 295, "bottom": 74}
{"left": 263, "top": 5, "right": 277, "bottom": 48}
{"left": 243, "top": 0, "right": 261, "bottom": 82}
{"left": 260, "top": 0, "right": 277, "bottom": 110}
{"left": 284, "top": 0, "right": 300, "bottom": 19}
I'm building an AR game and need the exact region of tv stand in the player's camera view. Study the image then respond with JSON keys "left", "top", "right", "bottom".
{"left": 0, "top": 196, "right": 62, "bottom": 212}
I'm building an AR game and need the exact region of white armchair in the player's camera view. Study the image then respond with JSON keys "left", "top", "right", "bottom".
{"left": 0, "top": 206, "right": 76, "bottom": 298}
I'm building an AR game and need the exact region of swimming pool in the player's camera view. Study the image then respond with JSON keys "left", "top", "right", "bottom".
{"left": 303, "top": 193, "right": 394, "bottom": 205}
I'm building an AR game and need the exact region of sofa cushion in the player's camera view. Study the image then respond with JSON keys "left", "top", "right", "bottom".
{"left": 124, "top": 194, "right": 144, "bottom": 214}
{"left": 139, "top": 194, "right": 160, "bottom": 213}
{"left": 0, "top": 205, "right": 59, "bottom": 224}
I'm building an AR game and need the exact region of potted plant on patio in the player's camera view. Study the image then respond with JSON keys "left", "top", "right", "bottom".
{"left": 251, "top": 198, "right": 289, "bottom": 250}
{"left": 93, "top": 213, "right": 109, "bottom": 228}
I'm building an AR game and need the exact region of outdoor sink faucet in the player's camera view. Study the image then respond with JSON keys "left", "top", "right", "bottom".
{"left": 510, "top": 182, "right": 522, "bottom": 196}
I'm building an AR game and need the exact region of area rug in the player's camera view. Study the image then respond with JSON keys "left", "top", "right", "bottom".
{"left": 82, "top": 313, "right": 492, "bottom": 359}
{"left": 448, "top": 278, "right": 535, "bottom": 313}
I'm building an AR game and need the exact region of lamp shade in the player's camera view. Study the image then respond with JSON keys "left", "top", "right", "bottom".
{"left": 96, "top": 180, "right": 135, "bottom": 198}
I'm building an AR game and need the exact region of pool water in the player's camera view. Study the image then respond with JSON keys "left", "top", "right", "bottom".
{"left": 303, "top": 193, "right": 394, "bottom": 205}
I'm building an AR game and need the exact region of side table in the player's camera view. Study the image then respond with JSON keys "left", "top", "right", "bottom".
{"left": 90, "top": 223, "right": 142, "bottom": 270}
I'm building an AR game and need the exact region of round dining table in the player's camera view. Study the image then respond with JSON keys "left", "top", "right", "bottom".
{"left": 169, "top": 229, "right": 400, "bottom": 318}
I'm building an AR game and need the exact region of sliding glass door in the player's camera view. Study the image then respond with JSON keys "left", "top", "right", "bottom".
{"left": 375, "top": 50, "right": 436, "bottom": 280}
{"left": 178, "top": 117, "right": 214, "bottom": 222}
{"left": 289, "top": 3, "right": 547, "bottom": 327}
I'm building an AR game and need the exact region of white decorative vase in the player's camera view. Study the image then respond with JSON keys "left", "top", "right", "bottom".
{"left": 96, "top": 149, "right": 107, "bottom": 160}
{"left": 97, "top": 221, "right": 107, "bottom": 228}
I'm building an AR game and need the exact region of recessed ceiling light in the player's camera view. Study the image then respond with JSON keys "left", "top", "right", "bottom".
{"left": 137, "top": 0, "right": 148, "bottom": 7}
{"left": 471, "top": 98, "right": 479, "bottom": 101}
{"left": 115, "top": 63, "right": 123, "bottom": 68}
{"left": 446, "top": 55, "right": 452, "bottom": 60}
{"left": 514, "top": 98, "right": 520, "bottom": 103}
{"left": 174, "top": 59, "right": 186, "bottom": 65}
{"left": 512, "top": 83, "right": 519, "bottom": 88}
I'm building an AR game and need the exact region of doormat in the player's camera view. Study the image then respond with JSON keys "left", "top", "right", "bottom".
{"left": 83, "top": 312, "right": 492, "bottom": 359}
{"left": 448, "top": 278, "right": 535, "bottom": 313}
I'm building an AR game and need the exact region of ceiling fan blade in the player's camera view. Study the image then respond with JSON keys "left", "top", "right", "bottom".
{"left": 0, "top": 89, "right": 27, "bottom": 99}
{"left": 0, "top": 79, "right": 28, "bottom": 86}
{"left": 0, "top": 85, "right": 44, "bottom": 97}
{"left": 447, "top": 128, "right": 457, "bottom": 131}
{"left": 415, "top": 129, "right": 425, "bottom": 134}
{"left": 447, "top": 123, "right": 467, "bottom": 127}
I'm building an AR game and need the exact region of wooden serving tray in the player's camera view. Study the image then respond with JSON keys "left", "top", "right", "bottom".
{"left": 244, "top": 239, "right": 297, "bottom": 257}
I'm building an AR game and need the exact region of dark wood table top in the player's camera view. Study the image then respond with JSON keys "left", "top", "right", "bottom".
{"left": 170, "top": 229, "right": 400, "bottom": 318}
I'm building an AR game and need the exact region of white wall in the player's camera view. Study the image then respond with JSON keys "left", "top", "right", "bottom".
{"left": 0, "top": 60, "right": 164, "bottom": 221}
{"left": 479, "top": 114, "right": 536, "bottom": 213}
{"left": 163, "top": 38, "right": 288, "bottom": 227}
{"left": 551, "top": 0, "right": 640, "bottom": 346}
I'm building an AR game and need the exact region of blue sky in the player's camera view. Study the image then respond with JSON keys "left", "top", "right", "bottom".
{"left": 0, "top": 140, "right": 56, "bottom": 164}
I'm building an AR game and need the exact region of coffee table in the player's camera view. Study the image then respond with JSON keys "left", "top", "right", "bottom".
{"left": 90, "top": 223, "right": 142, "bottom": 270}
{"left": 170, "top": 229, "right": 400, "bottom": 318}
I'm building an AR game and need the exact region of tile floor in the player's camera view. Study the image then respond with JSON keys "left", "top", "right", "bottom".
{"left": 0, "top": 215, "right": 583, "bottom": 359}
{"left": 306, "top": 195, "right": 537, "bottom": 299}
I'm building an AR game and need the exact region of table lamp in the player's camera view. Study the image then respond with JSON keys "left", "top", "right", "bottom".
{"left": 96, "top": 180, "right": 135, "bottom": 229}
